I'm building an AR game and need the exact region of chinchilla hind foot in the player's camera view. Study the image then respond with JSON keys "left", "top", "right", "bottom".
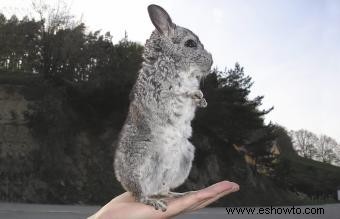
{"left": 140, "top": 196, "right": 168, "bottom": 212}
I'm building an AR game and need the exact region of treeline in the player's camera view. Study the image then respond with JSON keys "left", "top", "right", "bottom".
{"left": 290, "top": 129, "right": 340, "bottom": 166}
{"left": 0, "top": 12, "right": 142, "bottom": 83}
{"left": 0, "top": 14, "right": 41, "bottom": 72}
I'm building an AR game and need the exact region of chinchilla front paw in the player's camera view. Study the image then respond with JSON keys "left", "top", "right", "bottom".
{"left": 191, "top": 90, "right": 204, "bottom": 99}
{"left": 189, "top": 90, "right": 207, "bottom": 108}
{"left": 197, "top": 98, "right": 207, "bottom": 108}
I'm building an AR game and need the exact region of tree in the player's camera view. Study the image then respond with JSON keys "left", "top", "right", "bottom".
{"left": 289, "top": 129, "right": 318, "bottom": 159}
{"left": 32, "top": 0, "right": 77, "bottom": 33}
{"left": 334, "top": 144, "right": 340, "bottom": 166}
{"left": 0, "top": 14, "right": 42, "bottom": 72}
{"left": 31, "top": 0, "right": 85, "bottom": 79}
{"left": 0, "top": 13, "right": 8, "bottom": 69}
{"left": 196, "top": 63, "right": 276, "bottom": 166}
{"left": 316, "top": 135, "right": 338, "bottom": 164}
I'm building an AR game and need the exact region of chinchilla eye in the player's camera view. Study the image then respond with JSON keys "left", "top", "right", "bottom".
{"left": 184, "top": 39, "right": 197, "bottom": 48}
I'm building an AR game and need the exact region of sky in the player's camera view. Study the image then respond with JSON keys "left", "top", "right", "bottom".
{"left": 1, "top": 0, "right": 340, "bottom": 142}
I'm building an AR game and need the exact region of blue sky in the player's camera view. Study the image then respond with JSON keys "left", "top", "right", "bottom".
{"left": 1, "top": 0, "right": 340, "bottom": 141}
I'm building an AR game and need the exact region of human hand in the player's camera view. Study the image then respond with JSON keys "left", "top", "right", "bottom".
{"left": 88, "top": 181, "right": 239, "bottom": 219}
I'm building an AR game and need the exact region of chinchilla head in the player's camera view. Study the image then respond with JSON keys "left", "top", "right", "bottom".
{"left": 146, "top": 4, "right": 213, "bottom": 79}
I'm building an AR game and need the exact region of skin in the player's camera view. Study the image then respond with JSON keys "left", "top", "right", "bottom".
{"left": 88, "top": 181, "right": 239, "bottom": 219}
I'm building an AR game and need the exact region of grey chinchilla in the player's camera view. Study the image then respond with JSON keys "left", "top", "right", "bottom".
{"left": 114, "top": 4, "right": 213, "bottom": 211}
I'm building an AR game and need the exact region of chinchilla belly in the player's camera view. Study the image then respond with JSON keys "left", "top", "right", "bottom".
{"left": 155, "top": 103, "right": 196, "bottom": 188}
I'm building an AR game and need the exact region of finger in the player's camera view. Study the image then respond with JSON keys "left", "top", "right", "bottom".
{"left": 187, "top": 182, "right": 239, "bottom": 211}
{"left": 165, "top": 181, "right": 238, "bottom": 216}
{"left": 190, "top": 184, "right": 239, "bottom": 211}
{"left": 198, "top": 181, "right": 238, "bottom": 195}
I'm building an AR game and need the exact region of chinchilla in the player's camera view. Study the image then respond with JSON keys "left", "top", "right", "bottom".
{"left": 114, "top": 4, "right": 213, "bottom": 211}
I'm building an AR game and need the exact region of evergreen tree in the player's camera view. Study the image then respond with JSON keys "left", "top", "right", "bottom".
{"left": 0, "top": 14, "right": 42, "bottom": 72}
{"left": 196, "top": 63, "right": 275, "bottom": 158}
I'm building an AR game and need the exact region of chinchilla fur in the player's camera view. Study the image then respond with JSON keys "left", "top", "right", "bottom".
{"left": 114, "top": 4, "right": 213, "bottom": 211}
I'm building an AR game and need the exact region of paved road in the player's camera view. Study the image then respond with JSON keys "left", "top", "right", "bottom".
{"left": 0, "top": 203, "right": 97, "bottom": 219}
{"left": 0, "top": 202, "right": 339, "bottom": 219}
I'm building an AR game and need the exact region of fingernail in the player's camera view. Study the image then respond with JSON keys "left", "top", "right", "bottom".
{"left": 230, "top": 184, "right": 239, "bottom": 192}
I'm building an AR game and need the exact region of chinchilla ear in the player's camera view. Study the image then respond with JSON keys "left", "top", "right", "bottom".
{"left": 148, "top": 4, "right": 175, "bottom": 36}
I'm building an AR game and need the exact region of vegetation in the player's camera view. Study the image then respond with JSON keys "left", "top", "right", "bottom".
{"left": 290, "top": 129, "right": 340, "bottom": 165}
{"left": 273, "top": 127, "right": 340, "bottom": 201}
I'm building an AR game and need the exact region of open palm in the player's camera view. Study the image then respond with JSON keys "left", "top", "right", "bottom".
{"left": 88, "top": 181, "right": 239, "bottom": 219}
